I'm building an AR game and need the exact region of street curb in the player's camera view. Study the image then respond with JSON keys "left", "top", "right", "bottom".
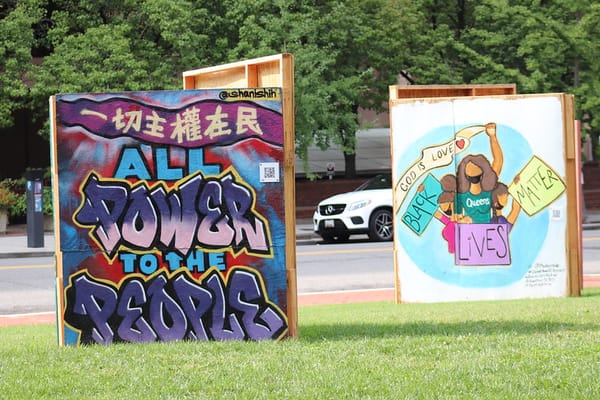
{"left": 0, "top": 251, "right": 54, "bottom": 259}
{"left": 583, "top": 223, "right": 600, "bottom": 230}
{"left": 296, "top": 231, "right": 320, "bottom": 240}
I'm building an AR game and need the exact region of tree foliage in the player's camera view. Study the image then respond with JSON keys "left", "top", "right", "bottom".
{"left": 403, "top": 0, "right": 600, "bottom": 152}
{"left": 221, "top": 0, "right": 423, "bottom": 176}
{"left": 0, "top": 0, "right": 42, "bottom": 128}
{"left": 1, "top": 0, "right": 600, "bottom": 174}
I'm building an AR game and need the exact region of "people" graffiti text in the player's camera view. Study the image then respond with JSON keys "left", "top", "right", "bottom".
{"left": 64, "top": 267, "right": 287, "bottom": 344}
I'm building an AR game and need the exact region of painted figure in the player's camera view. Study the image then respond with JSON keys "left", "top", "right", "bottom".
{"left": 432, "top": 174, "right": 472, "bottom": 253}
{"left": 455, "top": 123, "right": 503, "bottom": 223}
{"left": 490, "top": 181, "right": 521, "bottom": 231}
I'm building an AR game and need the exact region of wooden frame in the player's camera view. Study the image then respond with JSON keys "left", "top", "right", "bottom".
{"left": 183, "top": 54, "right": 298, "bottom": 337}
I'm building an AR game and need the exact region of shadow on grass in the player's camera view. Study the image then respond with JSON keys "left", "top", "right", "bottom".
{"left": 298, "top": 319, "right": 600, "bottom": 342}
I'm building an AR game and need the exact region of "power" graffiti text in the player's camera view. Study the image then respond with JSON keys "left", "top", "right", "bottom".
{"left": 74, "top": 171, "right": 271, "bottom": 258}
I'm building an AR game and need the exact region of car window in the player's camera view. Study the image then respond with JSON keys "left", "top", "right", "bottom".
{"left": 355, "top": 174, "right": 392, "bottom": 191}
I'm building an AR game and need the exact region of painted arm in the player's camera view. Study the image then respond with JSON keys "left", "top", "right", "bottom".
{"left": 507, "top": 200, "right": 521, "bottom": 225}
{"left": 486, "top": 122, "right": 503, "bottom": 176}
{"left": 507, "top": 174, "right": 521, "bottom": 225}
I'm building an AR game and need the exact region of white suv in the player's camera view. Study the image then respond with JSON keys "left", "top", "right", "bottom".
{"left": 313, "top": 174, "right": 393, "bottom": 242}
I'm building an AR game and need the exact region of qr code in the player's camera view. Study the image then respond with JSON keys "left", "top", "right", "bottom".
{"left": 260, "top": 162, "right": 280, "bottom": 182}
{"left": 264, "top": 166, "right": 276, "bottom": 179}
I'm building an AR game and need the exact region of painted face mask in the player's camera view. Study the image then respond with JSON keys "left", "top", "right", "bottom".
{"left": 467, "top": 174, "right": 482, "bottom": 184}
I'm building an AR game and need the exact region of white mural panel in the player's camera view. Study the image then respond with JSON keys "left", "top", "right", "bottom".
{"left": 391, "top": 94, "right": 570, "bottom": 303}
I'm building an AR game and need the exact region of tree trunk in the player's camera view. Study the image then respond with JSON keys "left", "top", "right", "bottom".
{"left": 344, "top": 152, "right": 357, "bottom": 178}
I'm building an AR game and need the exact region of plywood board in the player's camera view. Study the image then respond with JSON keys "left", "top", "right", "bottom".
{"left": 389, "top": 93, "right": 580, "bottom": 303}
{"left": 50, "top": 89, "right": 291, "bottom": 345}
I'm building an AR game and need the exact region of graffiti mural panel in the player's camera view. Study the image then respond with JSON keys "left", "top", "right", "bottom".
{"left": 391, "top": 94, "right": 578, "bottom": 303}
{"left": 51, "top": 89, "right": 289, "bottom": 345}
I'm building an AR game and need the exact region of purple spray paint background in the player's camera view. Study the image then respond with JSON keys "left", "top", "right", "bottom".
{"left": 53, "top": 89, "right": 289, "bottom": 344}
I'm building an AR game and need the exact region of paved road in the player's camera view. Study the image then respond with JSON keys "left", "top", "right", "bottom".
{"left": 3, "top": 234, "right": 600, "bottom": 316}
{"left": 296, "top": 239, "right": 393, "bottom": 293}
{"left": 0, "top": 257, "right": 55, "bottom": 314}
{"left": 583, "top": 230, "right": 600, "bottom": 275}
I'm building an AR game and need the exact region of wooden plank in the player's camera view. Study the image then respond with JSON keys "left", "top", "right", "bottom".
{"left": 279, "top": 55, "right": 298, "bottom": 339}
{"left": 183, "top": 54, "right": 290, "bottom": 89}
{"left": 183, "top": 54, "right": 298, "bottom": 338}
{"left": 387, "top": 99, "right": 402, "bottom": 304}
{"left": 563, "top": 94, "right": 582, "bottom": 296}
{"left": 389, "top": 84, "right": 516, "bottom": 100}
{"left": 184, "top": 67, "right": 247, "bottom": 89}
{"left": 255, "top": 60, "right": 282, "bottom": 87}
{"left": 49, "top": 95, "right": 65, "bottom": 345}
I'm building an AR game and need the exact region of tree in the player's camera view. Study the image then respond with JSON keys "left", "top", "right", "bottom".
{"left": 568, "top": 2, "right": 600, "bottom": 152}
{"left": 4, "top": 0, "right": 600, "bottom": 172}
{"left": 28, "top": 0, "right": 229, "bottom": 137}
{"left": 224, "top": 0, "right": 421, "bottom": 177}
{"left": 412, "top": 0, "right": 600, "bottom": 155}
{"left": 0, "top": 0, "right": 43, "bottom": 129}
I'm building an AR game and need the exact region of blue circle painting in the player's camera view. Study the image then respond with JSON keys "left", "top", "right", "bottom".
{"left": 395, "top": 124, "right": 549, "bottom": 288}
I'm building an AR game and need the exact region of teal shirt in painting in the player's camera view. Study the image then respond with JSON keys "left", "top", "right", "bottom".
{"left": 455, "top": 191, "right": 492, "bottom": 223}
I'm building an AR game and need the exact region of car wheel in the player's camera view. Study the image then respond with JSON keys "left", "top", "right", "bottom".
{"left": 320, "top": 232, "right": 350, "bottom": 243}
{"left": 368, "top": 209, "right": 393, "bottom": 241}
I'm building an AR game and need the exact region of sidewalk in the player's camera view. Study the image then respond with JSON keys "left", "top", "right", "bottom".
{"left": 0, "top": 225, "right": 55, "bottom": 258}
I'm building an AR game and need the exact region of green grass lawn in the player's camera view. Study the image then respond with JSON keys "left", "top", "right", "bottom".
{"left": 2, "top": 289, "right": 600, "bottom": 399}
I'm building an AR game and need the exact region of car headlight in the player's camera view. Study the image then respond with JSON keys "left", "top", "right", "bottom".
{"left": 348, "top": 199, "right": 370, "bottom": 211}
